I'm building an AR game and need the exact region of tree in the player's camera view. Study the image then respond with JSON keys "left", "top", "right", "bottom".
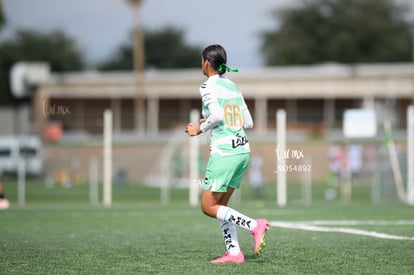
{"left": 0, "top": 0, "right": 5, "bottom": 30}
{"left": 0, "top": 29, "right": 85, "bottom": 71}
{"left": 261, "top": 0, "right": 413, "bottom": 65}
{"left": 145, "top": 27, "right": 201, "bottom": 69}
{"left": 99, "top": 26, "right": 201, "bottom": 70}
{"left": 98, "top": 43, "right": 133, "bottom": 71}
{"left": 0, "top": 29, "right": 85, "bottom": 104}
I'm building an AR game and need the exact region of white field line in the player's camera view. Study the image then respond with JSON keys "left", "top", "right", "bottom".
{"left": 285, "top": 220, "right": 414, "bottom": 226}
{"left": 270, "top": 221, "right": 414, "bottom": 241}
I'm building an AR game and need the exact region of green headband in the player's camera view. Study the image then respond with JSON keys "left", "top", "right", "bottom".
{"left": 218, "top": 63, "right": 239, "bottom": 73}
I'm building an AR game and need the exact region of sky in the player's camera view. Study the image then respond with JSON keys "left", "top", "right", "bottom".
{"left": 1, "top": 0, "right": 296, "bottom": 68}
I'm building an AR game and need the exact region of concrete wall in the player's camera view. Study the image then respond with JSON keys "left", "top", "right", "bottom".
{"left": 43, "top": 141, "right": 333, "bottom": 185}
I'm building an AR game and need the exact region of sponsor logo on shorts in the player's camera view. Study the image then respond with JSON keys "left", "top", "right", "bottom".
{"left": 192, "top": 178, "right": 223, "bottom": 190}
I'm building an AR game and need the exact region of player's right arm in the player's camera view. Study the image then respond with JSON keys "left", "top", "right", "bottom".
{"left": 199, "top": 85, "right": 223, "bottom": 133}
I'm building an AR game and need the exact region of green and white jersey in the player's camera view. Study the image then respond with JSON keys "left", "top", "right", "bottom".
{"left": 199, "top": 74, "right": 252, "bottom": 156}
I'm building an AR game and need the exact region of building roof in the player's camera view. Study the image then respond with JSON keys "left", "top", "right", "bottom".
{"left": 40, "top": 63, "right": 414, "bottom": 99}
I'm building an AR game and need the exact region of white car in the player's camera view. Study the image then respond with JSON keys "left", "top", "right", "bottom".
{"left": 0, "top": 136, "right": 43, "bottom": 177}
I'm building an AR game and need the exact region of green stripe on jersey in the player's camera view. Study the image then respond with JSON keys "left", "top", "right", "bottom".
{"left": 217, "top": 97, "right": 243, "bottom": 107}
{"left": 215, "top": 78, "right": 240, "bottom": 92}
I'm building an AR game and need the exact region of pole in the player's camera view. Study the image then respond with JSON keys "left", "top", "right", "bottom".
{"left": 301, "top": 157, "right": 312, "bottom": 206}
{"left": 128, "top": 0, "right": 146, "bottom": 136}
{"left": 89, "top": 156, "right": 99, "bottom": 206}
{"left": 17, "top": 158, "right": 25, "bottom": 207}
{"left": 341, "top": 142, "right": 352, "bottom": 203}
{"left": 160, "top": 159, "right": 170, "bottom": 206}
{"left": 276, "top": 109, "right": 287, "bottom": 207}
{"left": 189, "top": 109, "right": 199, "bottom": 207}
{"left": 407, "top": 105, "right": 414, "bottom": 205}
{"left": 408, "top": 0, "right": 414, "bottom": 204}
{"left": 103, "top": 109, "right": 113, "bottom": 207}
{"left": 384, "top": 120, "right": 406, "bottom": 202}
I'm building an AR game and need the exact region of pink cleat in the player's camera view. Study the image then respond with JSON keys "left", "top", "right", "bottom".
{"left": 0, "top": 199, "right": 10, "bottom": 210}
{"left": 210, "top": 251, "right": 245, "bottom": 264}
{"left": 251, "top": 219, "right": 269, "bottom": 255}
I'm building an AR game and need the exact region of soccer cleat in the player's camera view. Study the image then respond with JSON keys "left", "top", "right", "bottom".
{"left": 0, "top": 199, "right": 10, "bottom": 210}
{"left": 210, "top": 251, "right": 245, "bottom": 264}
{"left": 251, "top": 219, "right": 269, "bottom": 255}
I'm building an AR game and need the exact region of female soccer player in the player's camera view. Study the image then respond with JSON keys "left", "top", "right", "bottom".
{"left": 185, "top": 44, "right": 269, "bottom": 264}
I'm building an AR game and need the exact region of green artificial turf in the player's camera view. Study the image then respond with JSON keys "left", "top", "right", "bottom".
{"left": 0, "top": 181, "right": 413, "bottom": 274}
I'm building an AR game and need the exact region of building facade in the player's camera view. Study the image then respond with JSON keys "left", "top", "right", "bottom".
{"left": 33, "top": 63, "right": 414, "bottom": 139}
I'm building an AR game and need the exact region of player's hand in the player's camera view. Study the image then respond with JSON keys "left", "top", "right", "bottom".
{"left": 200, "top": 119, "right": 206, "bottom": 124}
{"left": 185, "top": 123, "right": 201, "bottom": 136}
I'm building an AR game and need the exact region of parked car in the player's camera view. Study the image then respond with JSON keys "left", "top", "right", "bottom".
{"left": 0, "top": 136, "right": 43, "bottom": 177}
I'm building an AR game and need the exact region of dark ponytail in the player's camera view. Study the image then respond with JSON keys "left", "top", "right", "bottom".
{"left": 202, "top": 45, "right": 227, "bottom": 75}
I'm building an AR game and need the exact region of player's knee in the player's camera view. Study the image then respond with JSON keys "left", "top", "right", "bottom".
{"left": 201, "top": 202, "right": 214, "bottom": 217}
{"left": 200, "top": 203, "right": 209, "bottom": 216}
